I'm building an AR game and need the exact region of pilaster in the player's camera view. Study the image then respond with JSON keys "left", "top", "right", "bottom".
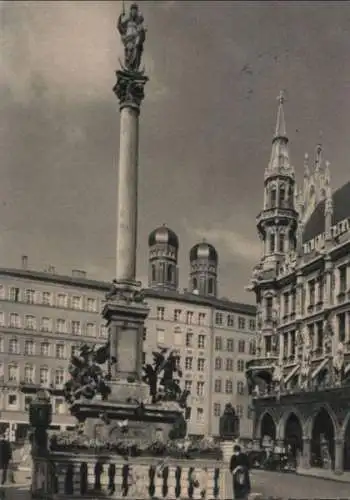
{"left": 300, "top": 437, "right": 311, "bottom": 469}
{"left": 334, "top": 437, "right": 344, "bottom": 475}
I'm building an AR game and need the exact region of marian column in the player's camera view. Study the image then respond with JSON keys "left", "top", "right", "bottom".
{"left": 103, "top": 2, "right": 149, "bottom": 397}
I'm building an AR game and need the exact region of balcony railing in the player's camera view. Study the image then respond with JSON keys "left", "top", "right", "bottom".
{"left": 32, "top": 453, "right": 228, "bottom": 500}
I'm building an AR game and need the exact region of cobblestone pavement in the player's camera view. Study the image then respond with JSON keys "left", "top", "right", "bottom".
{"left": 250, "top": 470, "right": 350, "bottom": 499}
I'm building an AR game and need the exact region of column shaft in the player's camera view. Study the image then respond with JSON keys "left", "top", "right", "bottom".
{"left": 116, "top": 106, "right": 139, "bottom": 282}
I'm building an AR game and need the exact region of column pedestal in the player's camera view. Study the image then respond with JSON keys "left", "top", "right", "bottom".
{"left": 221, "top": 440, "right": 234, "bottom": 464}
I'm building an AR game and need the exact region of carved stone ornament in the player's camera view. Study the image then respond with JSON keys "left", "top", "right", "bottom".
{"left": 114, "top": 71, "right": 148, "bottom": 109}
{"left": 128, "top": 465, "right": 149, "bottom": 497}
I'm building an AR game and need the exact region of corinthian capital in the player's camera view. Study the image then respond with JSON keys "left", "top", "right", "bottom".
{"left": 113, "top": 70, "right": 148, "bottom": 111}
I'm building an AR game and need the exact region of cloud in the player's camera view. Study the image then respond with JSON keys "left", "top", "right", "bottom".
{"left": 189, "top": 226, "right": 261, "bottom": 263}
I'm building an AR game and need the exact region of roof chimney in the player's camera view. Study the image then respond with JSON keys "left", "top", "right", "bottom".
{"left": 21, "top": 255, "right": 28, "bottom": 270}
{"left": 72, "top": 269, "right": 87, "bottom": 279}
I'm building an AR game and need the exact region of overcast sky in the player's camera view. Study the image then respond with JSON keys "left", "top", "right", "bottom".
{"left": 1, "top": 1, "right": 350, "bottom": 303}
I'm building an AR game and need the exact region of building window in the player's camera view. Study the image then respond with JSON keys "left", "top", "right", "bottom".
{"left": 40, "top": 342, "right": 50, "bottom": 357}
{"left": 142, "top": 352, "right": 146, "bottom": 364}
{"left": 151, "top": 264, "right": 156, "bottom": 282}
{"left": 198, "top": 313, "right": 206, "bottom": 326}
{"left": 9, "top": 338, "right": 18, "bottom": 354}
{"left": 0, "top": 286, "right": 4, "bottom": 300}
{"left": 8, "top": 394, "right": 18, "bottom": 407}
{"left": 57, "top": 319, "right": 66, "bottom": 334}
{"left": 237, "top": 359, "right": 245, "bottom": 372}
{"left": 238, "top": 317, "right": 246, "bottom": 329}
{"left": 173, "top": 330, "right": 182, "bottom": 346}
{"left": 100, "top": 325, "right": 108, "bottom": 338}
{"left": 309, "top": 280, "right": 315, "bottom": 307}
{"left": 56, "top": 344, "right": 65, "bottom": 359}
{"left": 226, "top": 339, "right": 234, "bottom": 352}
{"left": 186, "top": 311, "right": 194, "bottom": 324}
{"left": 185, "top": 357, "right": 193, "bottom": 370}
{"left": 196, "top": 381, "right": 205, "bottom": 397}
{"left": 226, "top": 358, "right": 234, "bottom": 371}
{"left": 39, "top": 367, "right": 49, "bottom": 385}
{"left": 249, "top": 319, "right": 255, "bottom": 331}
{"left": 213, "top": 403, "right": 221, "bottom": 417}
{"left": 208, "top": 278, "right": 214, "bottom": 295}
{"left": 55, "top": 368, "right": 65, "bottom": 386}
{"left": 25, "top": 289, "right": 35, "bottom": 304}
{"left": 0, "top": 313, "right": 4, "bottom": 327}
{"left": 266, "top": 297, "right": 273, "bottom": 320}
{"left": 249, "top": 341, "right": 256, "bottom": 355}
{"left": 24, "top": 365, "right": 34, "bottom": 383}
{"left": 225, "top": 380, "right": 233, "bottom": 393}
{"left": 214, "top": 379, "right": 222, "bottom": 393}
{"left": 41, "top": 317, "right": 51, "bottom": 332}
{"left": 72, "top": 321, "right": 81, "bottom": 335}
{"left": 339, "top": 265, "right": 347, "bottom": 294}
{"left": 174, "top": 309, "right": 181, "bottom": 321}
{"left": 238, "top": 340, "right": 245, "bottom": 353}
{"left": 215, "top": 312, "right": 223, "bottom": 325}
{"left": 215, "top": 336, "right": 222, "bottom": 350}
{"left": 197, "top": 358, "right": 205, "bottom": 371}
{"left": 86, "top": 323, "right": 95, "bottom": 337}
{"left": 143, "top": 328, "right": 147, "bottom": 341}
{"left": 57, "top": 294, "right": 67, "bottom": 308}
{"left": 9, "top": 313, "right": 20, "bottom": 329}
{"left": 25, "top": 315, "right": 36, "bottom": 330}
{"left": 156, "top": 306, "right": 165, "bottom": 320}
{"left": 156, "top": 329, "right": 165, "bottom": 344}
{"left": 338, "top": 313, "right": 346, "bottom": 343}
{"left": 215, "top": 357, "right": 222, "bottom": 370}
{"left": 9, "top": 287, "right": 20, "bottom": 302}
{"left": 186, "top": 332, "right": 193, "bottom": 347}
{"left": 227, "top": 314, "right": 234, "bottom": 327}
{"left": 42, "top": 292, "right": 51, "bottom": 306}
{"left": 24, "top": 396, "right": 33, "bottom": 411}
{"left": 24, "top": 340, "right": 35, "bottom": 356}
{"left": 270, "top": 188, "right": 277, "bottom": 208}
{"left": 237, "top": 381, "right": 245, "bottom": 395}
{"left": 236, "top": 405, "right": 243, "bottom": 418}
{"left": 279, "top": 233, "right": 285, "bottom": 253}
{"left": 8, "top": 364, "right": 18, "bottom": 382}
{"left": 198, "top": 334, "right": 205, "bottom": 349}
{"left": 0, "top": 338, "right": 3, "bottom": 353}
{"left": 184, "top": 380, "right": 192, "bottom": 392}
{"left": 196, "top": 408, "right": 204, "bottom": 422}
{"left": 54, "top": 397, "right": 65, "bottom": 415}
{"left": 72, "top": 296, "right": 82, "bottom": 310}
{"left": 269, "top": 233, "right": 275, "bottom": 253}
{"left": 87, "top": 298, "right": 97, "bottom": 312}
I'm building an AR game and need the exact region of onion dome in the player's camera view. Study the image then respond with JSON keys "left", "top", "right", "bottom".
{"left": 303, "top": 180, "right": 350, "bottom": 242}
{"left": 148, "top": 224, "right": 179, "bottom": 248}
{"left": 190, "top": 240, "right": 218, "bottom": 263}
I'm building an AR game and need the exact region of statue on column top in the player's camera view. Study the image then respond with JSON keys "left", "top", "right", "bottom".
{"left": 117, "top": 3, "right": 146, "bottom": 73}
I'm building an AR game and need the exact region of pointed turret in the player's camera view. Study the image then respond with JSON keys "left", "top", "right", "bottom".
{"left": 257, "top": 92, "right": 298, "bottom": 272}
{"left": 324, "top": 161, "right": 333, "bottom": 241}
{"left": 266, "top": 91, "right": 294, "bottom": 178}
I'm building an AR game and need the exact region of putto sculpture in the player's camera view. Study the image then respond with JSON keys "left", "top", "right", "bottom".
{"left": 63, "top": 344, "right": 112, "bottom": 404}
{"left": 142, "top": 347, "right": 190, "bottom": 408}
{"left": 117, "top": 2, "right": 146, "bottom": 73}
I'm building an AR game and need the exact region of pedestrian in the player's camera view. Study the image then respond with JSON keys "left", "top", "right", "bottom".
{"left": 229, "top": 444, "right": 251, "bottom": 500}
{"left": 0, "top": 434, "right": 12, "bottom": 485}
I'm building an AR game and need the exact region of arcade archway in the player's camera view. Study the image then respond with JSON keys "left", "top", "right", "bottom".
{"left": 343, "top": 414, "right": 350, "bottom": 470}
{"left": 284, "top": 413, "right": 303, "bottom": 458}
{"left": 260, "top": 412, "right": 276, "bottom": 447}
{"left": 311, "top": 408, "right": 335, "bottom": 468}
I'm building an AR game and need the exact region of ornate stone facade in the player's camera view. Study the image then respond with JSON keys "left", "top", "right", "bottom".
{"left": 246, "top": 92, "right": 350, "bottom": 477}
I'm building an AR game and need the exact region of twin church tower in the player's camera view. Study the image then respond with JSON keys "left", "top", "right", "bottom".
{"left": 148, "top": 225, "right": 218, "bottom": 297}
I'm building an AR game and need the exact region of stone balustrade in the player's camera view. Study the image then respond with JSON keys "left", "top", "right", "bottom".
{"left": 32, "top": 452, "right": 229, "bottom": 499}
